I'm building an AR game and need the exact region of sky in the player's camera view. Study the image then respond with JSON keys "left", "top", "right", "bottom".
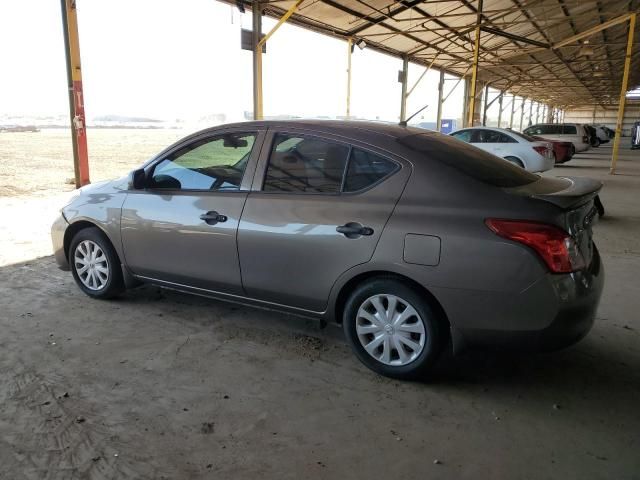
{"left": 0, "top": 0, "right": 469, "bottom": 124}
{"left": 0, "top": 0, "right": 560, "bottom": 131}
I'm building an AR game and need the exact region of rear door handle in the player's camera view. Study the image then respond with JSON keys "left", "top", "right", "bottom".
{"left": 336, "top": 222, "right": 374, "bottom": 239}
{"left": 200, "top": 211, "right": 228, "bottom": 225}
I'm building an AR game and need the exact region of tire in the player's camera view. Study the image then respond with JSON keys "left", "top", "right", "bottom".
{"left": 594, "top": 195, "right": 605, "bottom": 217}
{"left": 504, "top": 156, "right": 525, "bottom": 169}
{"left": 570, "top": 145, "right": 576, "bottom": 156}
{"left": 592, "top": 138, "right": 600, "bottom": 147}
{"left": 69, "top": 227, "right": 124, "bottom": 299}
{"left": 343, "top": 278, "right": 445, "bottom": 380}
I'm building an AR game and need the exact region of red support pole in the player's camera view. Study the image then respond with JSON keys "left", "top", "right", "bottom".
{"left": 60, "top": 0, "right": 90, "bottom": 187}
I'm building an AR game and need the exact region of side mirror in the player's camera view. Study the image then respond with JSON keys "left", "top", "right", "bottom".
{"left": 129, "top": 168, "right": 147, "bottom": 190}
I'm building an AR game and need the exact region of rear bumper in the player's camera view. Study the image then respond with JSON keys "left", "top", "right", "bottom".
{"left": 574, "top": 142, "right": 590, "bottom": 152}
{"left": 51, "top": 213, "right": 70, "bottom": 271}
{"left": 453, "top": 246, "right": 604, "bottom": 352}
{"left": 554, "top": 148, "right": 573, "bottom": 163}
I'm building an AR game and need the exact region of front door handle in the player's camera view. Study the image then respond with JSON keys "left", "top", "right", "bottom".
{"left": 336, "top": 222, "right": 374, "bottom": 239}
{"left": 200, "top": 211, "right": 228, "bottom": 225}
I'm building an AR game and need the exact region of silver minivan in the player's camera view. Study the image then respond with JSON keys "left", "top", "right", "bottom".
{"left": 523, "top": 123, "right": 591, "bottom": 154}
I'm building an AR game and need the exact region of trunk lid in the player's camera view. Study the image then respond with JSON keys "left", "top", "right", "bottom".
{"left": 506, "top": 175, "right": 602, "bottom": 268}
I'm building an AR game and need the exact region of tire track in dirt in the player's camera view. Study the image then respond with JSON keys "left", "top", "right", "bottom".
{"left": 0, "top": 367, "right": 157, "bottom": 479}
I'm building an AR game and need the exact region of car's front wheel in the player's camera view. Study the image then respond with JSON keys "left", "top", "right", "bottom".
{"left": 343, "top": 278, "right": 445, "bottom": 380}
{"left": 70, "top": 227, "right": 124, "bottom": 299}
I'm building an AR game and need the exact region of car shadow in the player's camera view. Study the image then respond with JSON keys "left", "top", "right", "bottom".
{"left": 429, "top": 337, "right": 639, "bottom": 406}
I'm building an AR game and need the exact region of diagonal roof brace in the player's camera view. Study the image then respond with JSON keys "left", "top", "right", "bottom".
{"left": 480, "top": 26, "right": 548, "bottom": 48}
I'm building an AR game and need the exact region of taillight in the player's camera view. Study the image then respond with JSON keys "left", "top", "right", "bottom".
{"left": 532, "top": 145, "right": 549, "bottom": 156}
{"left": 582, "top": 135, "right": 589, "bottom": 143}
{"left": 485, "top": 219, "right": 586, "bottom": 273}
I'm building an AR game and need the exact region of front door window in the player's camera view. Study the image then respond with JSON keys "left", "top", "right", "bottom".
{"left": 150, "top": 133, "right": 256, "bottom": 191}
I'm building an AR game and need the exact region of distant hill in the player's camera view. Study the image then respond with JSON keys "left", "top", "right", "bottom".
{"left": 93, "top": 115, "right": 163, "bottom": 123}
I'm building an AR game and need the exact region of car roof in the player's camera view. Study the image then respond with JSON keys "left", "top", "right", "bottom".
{"left": 527, "top": 122, "right": 582, "bottom": 127}
{"left": 190, "top": 119, "right": 427, "bottom": 142}
{"left": 452, "top": 126, "right": 515, "bottom": 134}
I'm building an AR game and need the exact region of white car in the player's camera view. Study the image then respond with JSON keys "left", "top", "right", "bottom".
{"left": 449, "top": 127, "right": 554, "bottom": 172}
{"left": 592, "top": 125, "right": 610, "bottom": 144}
{"left": 523, "top": 123, "right": 590, "bottom": 154}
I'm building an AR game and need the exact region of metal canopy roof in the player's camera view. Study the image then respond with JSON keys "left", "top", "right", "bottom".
{"left": 231, "top": 0, "right": 640, "bottom": 108}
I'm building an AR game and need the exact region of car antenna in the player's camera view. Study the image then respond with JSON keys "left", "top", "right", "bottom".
{"left": 399, "top": 104, "right": 428, "bottom": 127}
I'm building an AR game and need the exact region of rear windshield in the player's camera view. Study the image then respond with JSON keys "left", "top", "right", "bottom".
{"left": 397, "top": 132, "right": 539, "bottom": 188}
{"left": 508, "top": 130, "right": 537, "bottom": 142}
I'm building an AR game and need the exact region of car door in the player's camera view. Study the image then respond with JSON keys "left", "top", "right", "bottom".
{"left": 237, "top": 130, "right": 410, "bottom": 312}
{"left": 120, "top": 129, "right": 265, "bottom": 294}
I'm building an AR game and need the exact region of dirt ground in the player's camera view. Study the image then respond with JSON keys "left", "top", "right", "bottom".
{"left": 0, "top": 130, "right": 639, "bottom": 479}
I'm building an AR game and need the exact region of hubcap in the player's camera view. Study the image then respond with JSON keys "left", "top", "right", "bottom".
{"left": 355, "top": 294, "right": 426, "bottom": 366}
{"left": 74, "top": 240, "right": 109, "bottom": 291}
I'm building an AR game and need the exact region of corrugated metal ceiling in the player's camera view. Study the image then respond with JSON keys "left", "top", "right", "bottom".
{"left": 230, "top": 0, "right": 640, "bottom": 108}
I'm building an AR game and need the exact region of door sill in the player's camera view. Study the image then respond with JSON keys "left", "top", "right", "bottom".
{"left": 134, "top": 275, "right": 325, "bottom": 320}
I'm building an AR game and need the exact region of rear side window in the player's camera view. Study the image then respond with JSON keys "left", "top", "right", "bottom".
{"left": 474, "top": 130, "right": 517, "bottom": 143}
{"left": 264, "top": 134, "right": 349, "bottom": 193}
{"left": 398, "top": 132, "right": 538, "bottom": 188}
{"left": 563, "top": 125, "right": 577, "bottom": 134}
{"left": 263, "top": 134, "right": 398, "bottom": 194}
{"left": 344, "top": 149, "right": 398, "bottom": 192}
{"left": 526, "top": 124, "right": 559, "bottom": 135}
{"left": 509, "top": 130, "right": 537, "bottom": 142}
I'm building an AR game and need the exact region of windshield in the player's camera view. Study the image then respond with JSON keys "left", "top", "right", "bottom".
{"left": 398, "top": 132, "right": 539, "bottom": 188}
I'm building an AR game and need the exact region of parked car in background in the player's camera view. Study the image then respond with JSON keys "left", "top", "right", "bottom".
{"left": 450, "top": 127, "right": 554, "bottom": 172}
{"left": 523, "top": 123, "right": 590, "bottom": 154}
{"left": 51, "top": 120, "right": 604, "bottom": 380}
{"left": 600, "top": 126, "right": 615, "bottom": 139}
{"left": 632, "top": 121, "right": 640, "bottom": 149}
{"left": 593, "top": 126, "right": 610, "bottom": 144}
{"left": 530, "top": 135, "right": 574, "bottom": 163}
{"left": 584, "top": 125, "right": 600, "bottom": 147}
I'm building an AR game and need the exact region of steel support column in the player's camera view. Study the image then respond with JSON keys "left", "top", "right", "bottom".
{"left": 346, "top": 38, "right": 352, "bottom": 118}
{"left": 519, "top": 98, "right": 526, "bottom": 131}
{"left": 611, "top": 14, "right": 636, "bottom": 174}
{"left": 253, "top": 0, "right": 303, "bottom": 120}
{"left": 60, "top": 0, "right": 89, "bottom": 187}
{"left": 466, "top": 0, "right": 483, "bottom": 127}
{"left": 509, "top": 95, "right": 516, "bottom": 128}
{"left": 528, "top": 101, "right": 534, "bottom": 127}
{"left": 436, "top": 70, "right": 444, "bottom": 132}
{"left": 252, "top": 2, "right": 262, "bottom": 120}
{"left": 482, "top": 84, "right": 490, "bottom": 126}
{"left": 399, "top": 55, "right": 409, "bottom": 123}
{"left": 497, "top": 91, "right": 503, "bottom": 127}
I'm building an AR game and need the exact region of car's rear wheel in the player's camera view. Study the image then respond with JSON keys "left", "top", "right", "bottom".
{"left": 70, "top": 227, "right": 124, "bottom": 299}
{"left": 504, "top": 156, "right": 525, "bottom": 168}
{"left": 343, "top": 278, "right": 444, "bottom": 379}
